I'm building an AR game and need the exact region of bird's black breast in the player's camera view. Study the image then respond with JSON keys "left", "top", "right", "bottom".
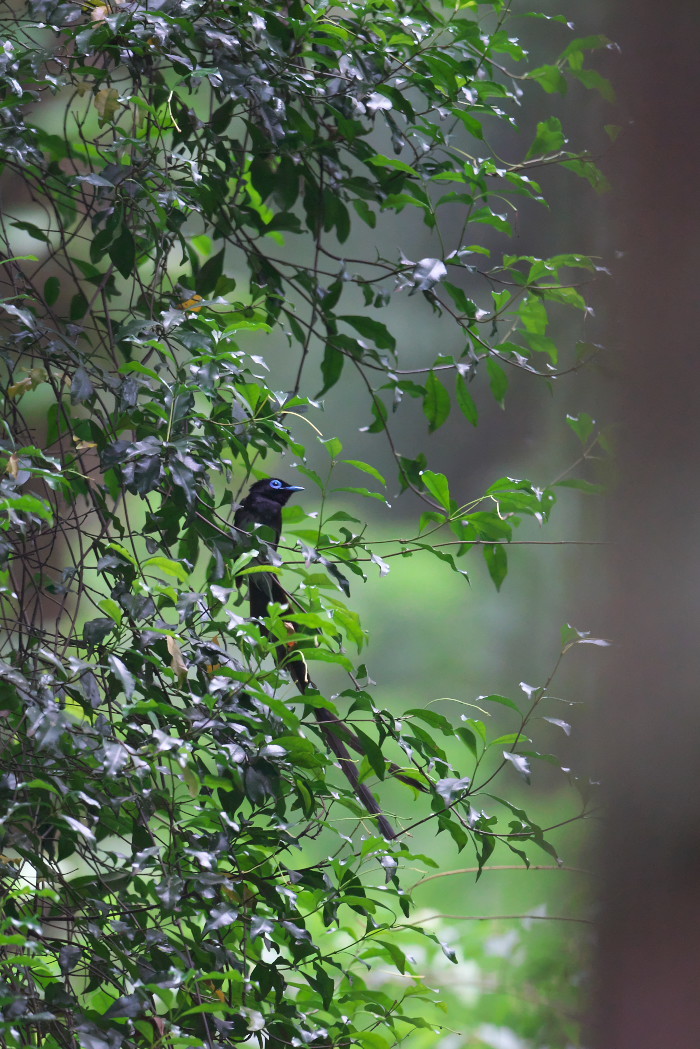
{"left": 234, "top": 497, "right": 282, "bottom": 548}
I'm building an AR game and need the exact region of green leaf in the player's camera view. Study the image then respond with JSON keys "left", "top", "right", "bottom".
{"left": 191, "top": 233, "right": 213, "bottom": 256}
{"left": 528, "top": 64, "right": 568, "bottom": 94}
{"left": 340, "top": 315, "right": 396, "bottom": 350}
{"left": 540, "top": 285, "right": 588, "bottom": 311}
{"left": 457, "top": 727, "right": 478, "bottom": 757}
{"left": 419, "top": 510, "right": 447, "bottom": 532}
{"left": 143, "top": 556, "right": 190, "bottom": 584}
{"left": 483, "top": 543, "right": 508, "bottom": 590}
{"left": 520, "top": 295, "right": 549, "bottom": 333}
{"left": 555, "top": 478, "right": 604, "bottom": 494}
{"left": 405, "top": 708, "right": 453, "bottom": 735}
{"left": 444, "top": 282, "right": 477, "bottom": 317}
{"left": 319, "top": 343, "right": 344, "bottom": 395}
{"left": 571, "top": 67, "right": 615, "bottom": 101}
{"left": 11, "top": 219, "right": 50, "bottom": 242}
{"left": 469, "top": 208, "right": 512, "bottom": 234}
{"left": 352, "top": 198, "right": 376, "bottom": 228}
{"left": 295, "top": 464, "right": 324, "bottom": 490}
{"left": 83, "top": 617, "right": 116, "bottom": 645}
{"left": 420, "top": 470, "right": 450, "bottom": 509}
{"left": 44, "top": 276, "right": 60, "bottom": 305}
{"left": 197, "top": 246, "right": 225, "bottom": 296}
{"left": 334, "top": 486, "right": 387, "bottom": 503}
{"left": 367, "top": 154, "right": 420, "bottom": 176}
{"left": 423, "top": 372, "right": 451, "bottom": 432}
{"left": 526, "top": 116, "right": 566, "bottom": 159}
{"left": 468, "top": 512, "right": 513, "bottom": 540}
{"left": 362, "top": 397, "right": 388, "bottom": 434}
{"left": 455, "top": 373, "right": 478, "bottom": 425}
{"left": 562, "top": 156, "right": 610, "bottom": 193}
{"left": 108, "top": 654, "right": 134, "bottom": 700}
{"left": 324, "top": 436, "right": 343, "bottom": 459}
{"left": 523, "top": 332, "right": 558, "bottom": 363}
{"left": 69, "top": 291, "right": 87, "bottom": 320}
{"left": 302, "top": 648, "right": 354, "bottom": 672}
{"left": 373, "top": 939, "right": 407, "bottom": 975}
{"left": 486, "top": 358, "right": 509, "bottom": 406}
{"left": 98, "top": 598, "right": 122, "bottom": 623}
{"left": 272, "top": 736, "right": 325, "bottom": 769}
{"left": 480, "top": 694, "right": 521, "bottom": 713}
{"left": 109, "top": 225, "right": 136, "bottom": 279}
{"left": 355, "top": 728, "right": 387, "bottom": 781}
{"left": 566, "top": 413, "right": 595, "bottom": 443}
{"left": 342, "top": 460, "right": 386, "bottom": 485}
{"left": 454, "top": 110, "right": 483, "bottom": 139}
{"left": 561, "top": 33, "right": 612, "bottom": 60}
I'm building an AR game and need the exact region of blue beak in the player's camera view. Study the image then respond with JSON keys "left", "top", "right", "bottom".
{"left": 285, "top": 485, "right": 304, "bottom": 491}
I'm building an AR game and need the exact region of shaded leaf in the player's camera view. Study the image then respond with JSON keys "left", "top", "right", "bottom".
{"left": 108, "top": 654, "right": 134, "bottom": 701}
{"left": 70, "top": 366, "right": 94, "bottom": 404}
{"left": 109, "top": 225, "right": 135, "bottom": 279}
{"left": 423, "top": 372, "right": 451, "bottom": 432}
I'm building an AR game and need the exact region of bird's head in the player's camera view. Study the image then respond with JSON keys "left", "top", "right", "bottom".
{"left": 248, "top": 477, "right": 304, "bottom": 505}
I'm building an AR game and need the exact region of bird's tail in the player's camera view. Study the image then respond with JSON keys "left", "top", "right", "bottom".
{"left": 313, "top": 706, "right": 397, "bottom": 841}
{"left": 248, "top": 573, "right": 402, "bottom": 840}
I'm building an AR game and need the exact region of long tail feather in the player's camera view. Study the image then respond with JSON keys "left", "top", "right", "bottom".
{"left": 247, "top": 573, "right": 399, "bottom": 839}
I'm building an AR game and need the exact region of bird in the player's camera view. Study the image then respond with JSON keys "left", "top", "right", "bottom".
{"left": 233, "top": 477, "right": 305, "bottom": 624}
{"left": 233, "top": 477, "right": 304, "bottom": 547}
{"left": 233, "top": 477, "right": 398, "bottom": 840}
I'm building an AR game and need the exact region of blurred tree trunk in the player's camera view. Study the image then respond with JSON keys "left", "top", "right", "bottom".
{"left": 596, "top": 3, "right": 700, "bottom": 1046}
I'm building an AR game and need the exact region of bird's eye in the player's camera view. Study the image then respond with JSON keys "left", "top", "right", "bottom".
{"left": 269, "top": 479, "right": 282, "bottom": 488}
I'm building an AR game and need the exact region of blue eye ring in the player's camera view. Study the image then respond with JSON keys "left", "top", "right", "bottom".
{"left": 269, "top": 478, "right": 282, "bottom": 488}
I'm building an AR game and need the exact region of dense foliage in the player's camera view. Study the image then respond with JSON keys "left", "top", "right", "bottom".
{"left": 0, "top": 1, "right": 610, "bottom": 1046}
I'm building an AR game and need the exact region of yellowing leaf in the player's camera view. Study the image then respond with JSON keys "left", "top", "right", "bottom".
{"left": 8, "top": 378, "right": 33, "bottom": 399}
{"left": 94, "top": 88, "right": 120, "bottom": 124}
{"left": 73, "top": 436, "right": 97, "bottom": 450}
{"left": 7, "top": 367, "right": 47, "bottom": 400}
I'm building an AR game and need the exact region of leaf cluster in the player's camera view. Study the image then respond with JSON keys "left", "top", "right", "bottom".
{"left": 0, "top": 1, "right": 609, "bottom": 1046}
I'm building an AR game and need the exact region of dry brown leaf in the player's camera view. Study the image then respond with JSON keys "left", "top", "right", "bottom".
{"left": 167, "top": 636, "right": 188, "bottom": 685}
{"left": 5, "top": 453, "right": 20, "bottom": 479}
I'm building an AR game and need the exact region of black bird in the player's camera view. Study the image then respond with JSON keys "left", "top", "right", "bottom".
{"left": 234, "top": 477, "right": 398, "bottom": 840}
{"left": 234, "top": 477, "right": 303, "bottom": 547}
{"left": 234, "top": 477, "right": 304, "bottom": 623}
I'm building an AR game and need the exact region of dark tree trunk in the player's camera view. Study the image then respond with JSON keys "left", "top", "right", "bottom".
{"left": 595, "top": 4, "right": 700, "bottom": 1046}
